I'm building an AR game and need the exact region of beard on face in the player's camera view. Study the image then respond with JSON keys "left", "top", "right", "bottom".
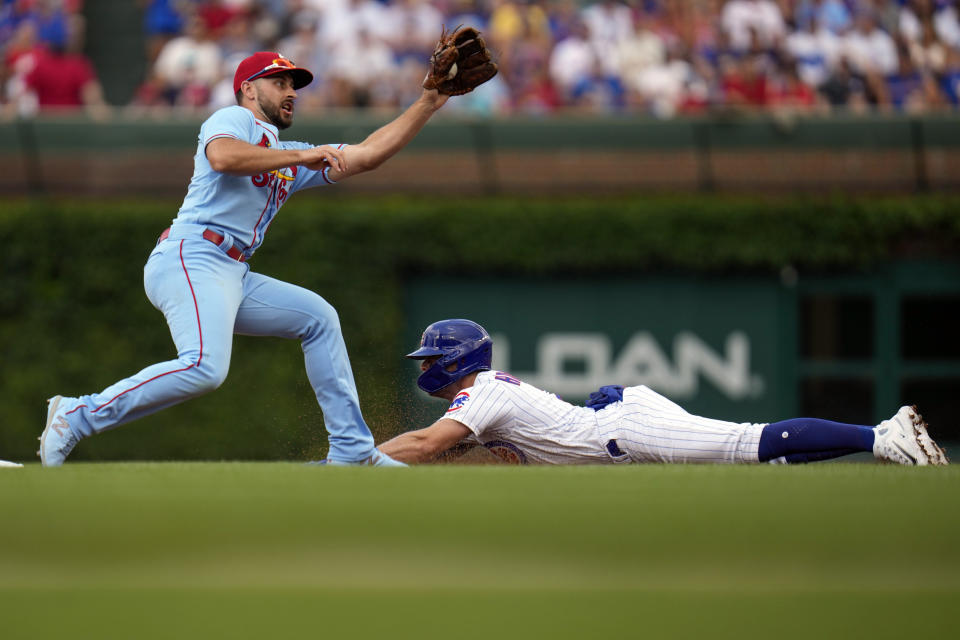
{"left": 258, "top": 95, "right": 293, "bottom": 130}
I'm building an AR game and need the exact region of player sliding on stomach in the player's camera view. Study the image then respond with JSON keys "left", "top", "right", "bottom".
{"left": 378, "top": 319, "right": 949, "bottom": 466}
{"left": 39, "top": 30, "right": 497, "bottom": 467}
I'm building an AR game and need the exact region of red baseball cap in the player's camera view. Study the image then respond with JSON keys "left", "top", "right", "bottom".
{"left": 233, "top": 52, "right": 313, "bottom": 94}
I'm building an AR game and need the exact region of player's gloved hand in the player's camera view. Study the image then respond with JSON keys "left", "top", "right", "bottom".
{"left": 422, "top": 26, "right": 498, "bottom": 96}
{"left": 585, "top": 385, "right": 624, "bottom": 411}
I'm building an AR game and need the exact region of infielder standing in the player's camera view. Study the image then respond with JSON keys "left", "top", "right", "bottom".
{"left": 39, "top": 31, "right": 498, "bottom": 467}
{"left": 379, "top": 319, "right": 950, "bottom": 467}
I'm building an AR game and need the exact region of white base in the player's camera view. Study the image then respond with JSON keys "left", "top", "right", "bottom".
{"left": 0, "top": 460, "right": 24, "bottom": 468}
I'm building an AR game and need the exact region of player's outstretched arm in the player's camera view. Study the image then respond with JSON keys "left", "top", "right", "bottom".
{"left": 206, "top": 137, "right": 347, "bottom": 176}
{"left": 377, "top": 417, "right": 471, "bottom": 464}
{"left": 326, "top": 89, "right": 448, "bottom": 182}
{"left": 325, "top": 25, "right": 496, "bottom": 182}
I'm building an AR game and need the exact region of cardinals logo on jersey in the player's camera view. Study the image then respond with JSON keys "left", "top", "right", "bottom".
{"left": 251, "top": 133, "right": 297, "bottom": 196}
{"left": 446, "top": 391, "right": 470, "bottom": 413}
{"left": 251, "top": 133, "right": 273, "bottom": 187}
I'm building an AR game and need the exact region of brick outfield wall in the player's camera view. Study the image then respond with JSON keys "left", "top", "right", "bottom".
{"left": 3, "top": 149, "right": 960, "bottom": 196}
{"left": 3, "top": 114, "right": 958, "bottom": 195}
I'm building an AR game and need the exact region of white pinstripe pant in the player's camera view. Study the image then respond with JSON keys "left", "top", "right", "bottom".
{"left": 597, "top": 386, "right": 765, "bottom": 464}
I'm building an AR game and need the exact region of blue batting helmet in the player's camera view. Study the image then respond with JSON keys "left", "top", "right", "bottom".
{"left": 406, "top": 319, "right": 493, "bottom": 393}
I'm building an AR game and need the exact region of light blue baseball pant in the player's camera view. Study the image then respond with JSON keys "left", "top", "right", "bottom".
{"left": 63, "top": 224, "right": 375, "bottom": 461}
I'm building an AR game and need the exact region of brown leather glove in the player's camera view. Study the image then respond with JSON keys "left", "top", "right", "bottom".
{"left": 422, "top": 26, "right": 498, "bottom": 96}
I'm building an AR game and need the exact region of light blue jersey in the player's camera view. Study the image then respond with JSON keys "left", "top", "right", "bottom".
{"left": 175, "top": 106, "right": 342, "bottom": 256}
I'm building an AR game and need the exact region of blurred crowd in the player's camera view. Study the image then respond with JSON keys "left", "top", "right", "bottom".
{"left": 0, "top": 0, "right": 107, "bottom": 117}
{"left": 2, "top": 0, "right": 960, "bottom": 118}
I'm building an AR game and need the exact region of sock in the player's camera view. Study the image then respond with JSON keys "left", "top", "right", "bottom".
{"left": 758, "top": 418, "right": 876, "bottom": 463}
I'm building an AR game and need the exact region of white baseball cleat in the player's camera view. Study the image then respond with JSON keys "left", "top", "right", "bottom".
{"left": 38, "top": 395, "right": 81, "bottom": 467}
{"left": 364, "top": 450, "right": 407, "bottom": 467}
{"left": 873, "top": 405, "right": 949, "bottom": 466}
{"left": 311, "top": 449, "right": 407, "bottom": 467}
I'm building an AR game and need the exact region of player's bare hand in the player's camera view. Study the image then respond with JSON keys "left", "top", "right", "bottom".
{"left": 299, "top": 145, "right": 347, "bottom": 173}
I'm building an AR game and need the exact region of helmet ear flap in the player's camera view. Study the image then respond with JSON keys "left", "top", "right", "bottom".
{"left": 417, "top": 362, "right": 454, "bottom": 394}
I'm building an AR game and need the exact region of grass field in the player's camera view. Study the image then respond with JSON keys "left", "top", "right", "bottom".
{"left": 1, "top": 463, "right": 957, "bottom": 639}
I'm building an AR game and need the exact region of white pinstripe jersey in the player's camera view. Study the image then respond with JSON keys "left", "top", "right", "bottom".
{"left": 443, "top": 371, "right": 765, "bottom": 465}
{"left": 443, "top": 371, "right": 611, "bottom": 465}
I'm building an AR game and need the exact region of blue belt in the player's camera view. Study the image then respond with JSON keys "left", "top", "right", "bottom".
{"left": 606, "top": 439, "right": 625, "bottom": 457}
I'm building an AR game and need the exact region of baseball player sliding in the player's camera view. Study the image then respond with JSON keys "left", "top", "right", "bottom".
{"left": 39, "top": 31, "right": 497, "bottom": 467}
{"left": 378, "top": 319, "right": 950, "bottom": 466}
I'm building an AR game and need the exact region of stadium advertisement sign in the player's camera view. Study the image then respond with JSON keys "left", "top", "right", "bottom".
{"left": 404, "top": 276, "right": 790, "bottom": 426}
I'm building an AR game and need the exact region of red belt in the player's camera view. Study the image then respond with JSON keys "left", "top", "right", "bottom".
{"left": 157, "top": 227, "right": 246, "bottom": 262}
